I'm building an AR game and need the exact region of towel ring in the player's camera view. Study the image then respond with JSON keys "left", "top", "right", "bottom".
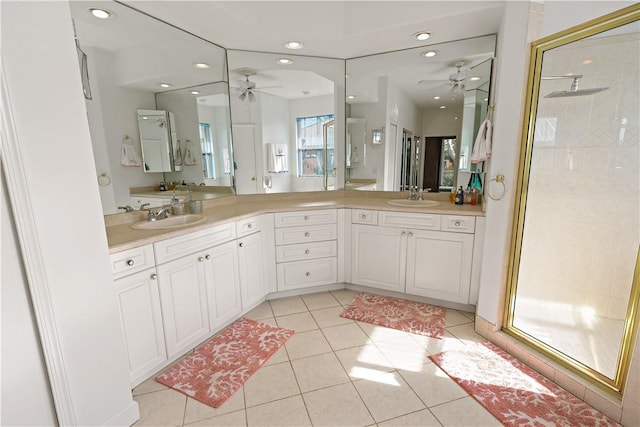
{"left": 487, "top": 174, "right": 505, "bottom": 201}
{"left": 97, "top": 173, "right": 111, "bottom": 187}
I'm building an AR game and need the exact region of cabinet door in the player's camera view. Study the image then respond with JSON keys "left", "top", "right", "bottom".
{"left": 157, "top": 254, "right": 209, "bottom": 357}
{"left": 405, "top": 230, "right": 473, "bottom": 304}
{"left": 203, "top": 241, "right": 242, "bottom": 333}
{"left": 351, "top": 224, "right": 407, "bottom": 292}
{"left": 237, "top": 232, "right": 266, "bottom": 310}
{"left": 114, "top": 268, "right": 166, "bottom": 386}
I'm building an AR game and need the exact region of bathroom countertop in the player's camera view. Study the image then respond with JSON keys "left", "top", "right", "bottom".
{"left": 105, "top": 191, "right": 484, "bottom": 253}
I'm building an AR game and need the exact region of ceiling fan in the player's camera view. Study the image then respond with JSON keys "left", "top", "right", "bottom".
{"left": 417, "top": 59, "right": 471, "bottom": 97}
{"left": 231, "top": 68, "right": 280, "bottom": 103}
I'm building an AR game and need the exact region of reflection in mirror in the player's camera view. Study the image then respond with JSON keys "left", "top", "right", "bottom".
{"left": 506, "top": 10, "right": 639, "bottom": 394}
{"left": 155, "top": 82, "right": 234, "bottom": 188}
{"left": 345, "top": 35, "right": 495, "bottom": 193}
{"left": 137, "top": 110, "right": 181, "bottom": 173}
{"left": 226, "top": 50, "right": 345, "bottom": 194}
{"left": 69, "top": 1, "right": 230, "bottom": 215}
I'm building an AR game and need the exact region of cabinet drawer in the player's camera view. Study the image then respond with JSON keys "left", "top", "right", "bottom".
{"left": 111, "top": 245, "right": 155, "bottom": 279}
{"left": 351, "top": 209, "right": 378, "bottom": 225}
{"left": 236, "top": 216, "right": 260, "bottom": 237}
{"left": 154, "top": 223, "right": 236, "bottom": 264}
{"left": 275, "top": 224, "right": 337, "bottom": 245}
{"left": 274, "top": 209, "right": 337, "bottom": 228}
{"left": 276, "top": 240, "right": 337, "bottom": 263}
{"left": 277, "top": 257, "right": 337, "bottom": 291}
{"left": 379, "top": 211, "right": 441, "bottom": 230}
{"left": 440, "top": 215, "right": 476, "bottom": 233}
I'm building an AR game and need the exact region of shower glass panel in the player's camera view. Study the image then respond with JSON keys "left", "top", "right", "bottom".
{"left": 505, "top": 7, "right": 639, "bottom": 395}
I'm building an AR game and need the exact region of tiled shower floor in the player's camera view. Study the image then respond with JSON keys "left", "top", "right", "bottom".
{"left": 130, "top": 290, "right": 507, "bottom": 426}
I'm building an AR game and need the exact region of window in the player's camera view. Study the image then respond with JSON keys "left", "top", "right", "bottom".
{"left": 440, "top": 138, "right": 456, "bottom": 190}
{"left": 200, "top": 123, "right": 215, "bottom": 179}
{"left": 296, "top": 114, "right": 334, "bottom": 177}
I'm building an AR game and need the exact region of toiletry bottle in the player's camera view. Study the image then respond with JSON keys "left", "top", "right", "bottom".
{"left": 455, "top": 186, "right": 464, "bottom": 205}
{"left": 159, "top": 181, "right": 166, "bottom": 191}
{"left": 449, "top": 188, "right": 456, "bottom": 203}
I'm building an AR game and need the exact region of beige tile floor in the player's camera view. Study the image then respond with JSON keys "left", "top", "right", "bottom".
{"left": 132, "top": 290, "right": 504, "bottom": 426}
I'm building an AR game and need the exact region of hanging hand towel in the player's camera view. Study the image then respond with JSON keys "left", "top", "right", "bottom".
{"left": 120, "top": 135, "right": 142, "bottom": 167}
{"left": 183, "top": 139, "right": 198, "bottom": 166}
{"left": 471, "top": 119, "right": 492, "bottom": 164}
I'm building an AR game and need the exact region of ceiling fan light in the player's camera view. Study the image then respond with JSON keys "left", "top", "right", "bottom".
{"left": 248, "top": 91, "right": 256, "bottom": 102}
{"left": 239, "top": 92, "right": 246, "bottom": 102}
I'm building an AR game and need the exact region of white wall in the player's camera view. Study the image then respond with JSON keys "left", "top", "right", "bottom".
{"left": 1, "top": 2, "right": 139, "bottom": 425}
{"left": 86, "top": 47, "right": 159, "bottom": 214}
{"left": 1, "top": 164, "right": 57, "bottom": 426}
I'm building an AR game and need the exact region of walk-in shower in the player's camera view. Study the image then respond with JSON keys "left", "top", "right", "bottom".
{"left": 542, "top": 74, "right": 609, "bottom": 97}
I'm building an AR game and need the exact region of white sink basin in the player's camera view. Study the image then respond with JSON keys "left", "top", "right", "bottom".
{"left": 131, "top": 214, "right": 207, "bottom": 230}
{"left": 387, "top": 199, "right": 442, "bottom": 208}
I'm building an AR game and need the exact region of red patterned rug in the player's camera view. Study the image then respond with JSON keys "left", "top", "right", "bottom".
{"left": 430, "top": 341, "right": 620, "bottom": 426}
{"left": 157, "top": 318, "right": 294, "bottom": 408}
{"left": 340, "top": 292, "right": 446, "bottom": 339}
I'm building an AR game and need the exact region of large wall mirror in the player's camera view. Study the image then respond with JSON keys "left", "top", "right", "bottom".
{"left": 505, "top": 5, "right": 639, "bottom": 395}
{"left": 226, "top": 50, "right": 345, "bottom": 194}
{"left": 70, "top": 1, "right": 230, "bottom": 215}
{"left": 345, "top": 35, "right": 495, "bottom": 192}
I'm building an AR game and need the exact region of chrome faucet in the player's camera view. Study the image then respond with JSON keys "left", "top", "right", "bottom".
{"left": 147, "top": 206, "right": 171, "bottom": 221}
{"left": 118, "top": 205, "right": 134, "bottom": 212}
{"left": 139, "top": 203, "right": 150, "bottom": 211}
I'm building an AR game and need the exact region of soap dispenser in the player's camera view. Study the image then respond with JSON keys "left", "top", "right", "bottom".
{"left": 455, "top": 186, "right": 464, "bottom": 205}
{"left": 159, "top": 181, "right": 166, "bottom": 191}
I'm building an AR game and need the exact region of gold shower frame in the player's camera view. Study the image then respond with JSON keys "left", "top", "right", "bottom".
{"left": 503, "top": 4, "right": 640, "bottom": 396}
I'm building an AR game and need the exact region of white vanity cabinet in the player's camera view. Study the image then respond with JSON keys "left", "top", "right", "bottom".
{"left": 274, "top": 210, "right": 338, "bottom": 291}
{"left": 110, "top": 245, "right": 166, "bottom": 387}
{"left": 153, "top": 222, "right": 238, "bottom": 357}
{"left": 236, "top": 217, "right": 267, "bottom": 310}
{"left": 351, "top": 210, "right": 477, "bottom": 304}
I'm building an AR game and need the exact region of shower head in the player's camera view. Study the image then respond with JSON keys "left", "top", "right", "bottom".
{"left": 542, "top": 75, "right": 609, "bottom": 98}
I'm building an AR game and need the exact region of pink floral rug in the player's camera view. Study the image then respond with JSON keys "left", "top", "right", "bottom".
{"left": 340, "top": 292, "right": 446, "bottom": 339}
{"left": 156, "top": 318, "right": 294, "bottom": 408}
{"left": 430, "top": 341, "right": 621, "bottom": 426}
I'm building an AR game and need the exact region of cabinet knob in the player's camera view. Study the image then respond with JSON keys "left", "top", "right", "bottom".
{"left": 198, "top": 256, "right": 205, "bottom": 262}
{"left": 205, "top": 254, "right": 211, "bottom": 260}
{"left": 248, "top": 223, "right": 253, "bottom": 229}
{"left": 455, "top": 221, "right": 461, "bottom": 226}
{"left": 305, "top": 249, "right": 310, "bottom": 254}
{"left": 304, "top": 232, "right": 310, "bottom": 237}
{"left": 150, "top": 273, "right": 157, "bottom": 280}
{"left": 408, "top": 232, "right": 413, "bottom": 237}
{"left": 401, "top": 231, "right": 406, "bottom": 236}
{"left": 361, "top": 214, "right": 366, "bottom": 219}
{"left": 304, "top": 215, "right": 309, "bottom": 220}
{"left": 239, "top": 242, "right": 244, "bottom": 248}
{"left": 306, "top": 272, "right": 311, "bottom": 277}
{"left": 126, "top": 259, "right": 134, "bottom": 266}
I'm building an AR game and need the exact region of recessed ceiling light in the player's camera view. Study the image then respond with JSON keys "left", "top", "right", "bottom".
{"left": 347, "top": 95, "right": 356, "bottom": 100}
{"left": 159, "top": 83, "right": 171, "bottom": 88}
{"left": 469, "top": 76, "right": 481, "bottom": 81}
{"left": 434, "top": 96, "right": 440, "bottom": 100}
{"left": 193, "top": 63, "right": 210, "bottom": 69}
{"left": 583, "top": 59, "right": 593, "bottom": 65}
{"left": 413, "top": 31, "right": 431, "bottom": 41}
{"left": 276, "top": 58, "right": 294, "bottom": 65}
{"left": 89, "top": 8, "right": 114, "bottom": 19}
{"left": 285, "top": 41, "right": 304, "bottom": 50}
{"left": 191, "top": 91, "right": 200, "bottom": 95}
{"left": 422, "top": 50, "right": 437, "bottom": 58}
{"left": 440, "top": 105, "right": 446, "bottom": 109}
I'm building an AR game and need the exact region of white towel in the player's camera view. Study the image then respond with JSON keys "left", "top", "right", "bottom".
{"left": 120, "top": 136, "right": 142, "bottom": 167}
{"left": 267, "top": 143, "right": 288, "bottom": 173}
{"left": 183, "top": 139, "right": 198, "bottom": 165}
{"left": 471, "top": 119, "right": 492, "bottom": 164}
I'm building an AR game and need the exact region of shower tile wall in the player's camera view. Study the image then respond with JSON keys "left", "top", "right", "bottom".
{"left": 520, "top": 31, "right": 639, "bottom": 320}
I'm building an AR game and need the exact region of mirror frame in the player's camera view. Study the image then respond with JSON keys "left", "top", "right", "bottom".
{"left": 503, "top": 4, "right": 640, "bottom": 396}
